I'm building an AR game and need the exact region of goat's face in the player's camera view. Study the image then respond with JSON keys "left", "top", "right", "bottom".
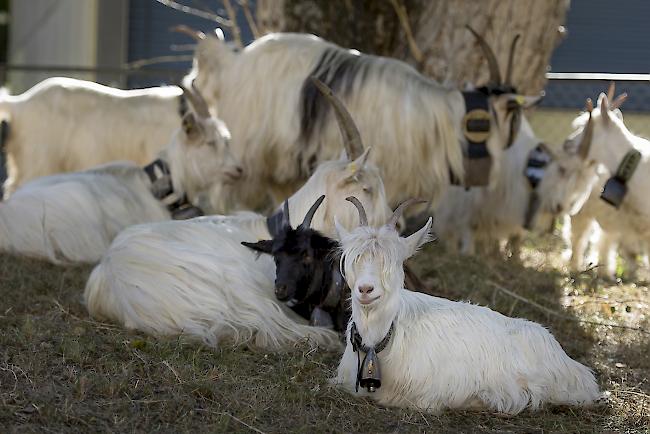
{"left": 336, "top": 210, "right": 432, "bottom": 312}
{"left": 243, "top": 226, "right": 337, "bottom": 302}
{"left": 179, "top": 112, "right": 244, "bottom": 187}
{"left": 489, "top": 94, "right": 542, "bottom": 153}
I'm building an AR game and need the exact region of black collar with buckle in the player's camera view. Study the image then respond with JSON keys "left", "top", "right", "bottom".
{"left": 600, "top": 149, "right": 642, "bottom": 209}
{"left": 350, "top": 321, "right": 395, "bottom": 393}
{"left": 143, "top": 159, "right": 203, "bottom": 220}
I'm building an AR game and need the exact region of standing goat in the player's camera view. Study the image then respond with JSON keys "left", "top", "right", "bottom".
{"left": 84, "top": 79, "right": 392, "bottom": 350}
{"left": 179, "top": 26, "right": 541, "bottom": 212}
{"left": 565, "top": 85, "right": 650, "bottom": 279}
{"left": 0, "top": 77, "right": 193, "bottom": 197}
{"left": 0, "top": 85, "right": 241, "bottom": 264}
{"left": 434, "top": 115, "right": 598, "bottom": 258}
{"left": 334, "top": 197, "right": 600, "bottom": 413}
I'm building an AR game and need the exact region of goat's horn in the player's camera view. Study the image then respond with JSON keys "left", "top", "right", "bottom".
{"left": 607, "top": 82, "right": 615, "bottom": 102}
{"left": 282, "top": 199, "right": 291, "bottom": 227}
{"left": 578, "top": 99, "right": 594, "bottom": 160}
{"left": 170, "top": 25, "right": 205, "bottom": 40}
{"left": 504, "top": 34, "right": 520, "bottom": 86}
{"left": 191, "top": 81, "right": 212, "bottom": 118}
{"left": 387, "top": 198, "right": 427, "bottom": 229}
{"left": 345, "top": 196, "right": 368, "bottom": 226}
{"left": 466, "top": 25, "right": 502, "bottom": 86}
{"left": 301, "top": 195, "right": 325, "bottom": 229}
{"left": 179, "top": 81, "right": 210, "bottom": 119}
{"left": 310, "top": 77, "right": 364, "bottom": 160}
{"left": 612, "top": 93, "right": 628, "bottom": 110}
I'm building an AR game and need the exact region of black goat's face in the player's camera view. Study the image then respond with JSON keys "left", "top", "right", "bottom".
{"left": 243, "top": 226, "right": 336, "bottom": 302}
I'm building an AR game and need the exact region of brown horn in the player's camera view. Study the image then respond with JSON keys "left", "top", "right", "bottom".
{"left": 191, "top": 81, "right": 212, "bottom": 118}
{"left": 612, "top": 93, "right": 628, "bottom": 110}
{"left": 578, "top": 99, "right": 594, "bottom": 160}
{"left": 607, "top": 82, "right": 616, "bottom": 102}
{"left": 345, "top": 196, "right": 368, "bottom": 226}
{"left": 387, "top": 198, "right": 427, "bottom": 229}
{"left": 179, "top": 81, "right": 210, "bottom": 119}
{"left": 310, "top": 77, "right": 364, "bottom": 160}
{"left": 300, "top": 195, "right": 326, "bottom": 229}
{"left": 504, "top": 34, "right": 520, "bottom": 86}
{"left": 170, "top": 25, "right": 205, "bottom": 41}
{"left": 466, "top": 25, "right": 502, "bottom": 86}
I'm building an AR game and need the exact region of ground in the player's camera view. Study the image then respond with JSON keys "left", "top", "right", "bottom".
{"left": 1, "top": 233, "right": 648, "bottom": 433}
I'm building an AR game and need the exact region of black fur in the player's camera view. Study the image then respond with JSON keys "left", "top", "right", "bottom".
{"left": 299, "top": 47, "right": 369, "bottom": 148}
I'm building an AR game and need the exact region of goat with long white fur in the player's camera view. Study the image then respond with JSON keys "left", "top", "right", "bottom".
{"left": 563, "top": 85, "right": 650, "bottom": 279}
{"left": 0, "top": 85, "right": 241, "bottom": 264}
{"left": 84, "top": 79, "right": 392, "bottom": 349}
{"left": 334, "top": 197, "right": 600, "bottom": 413}
{"left": 434, "top": 114, "right": 599, "bottom": 258}
{"left": 178, "top": 26, "right": 541, "bottom": 212}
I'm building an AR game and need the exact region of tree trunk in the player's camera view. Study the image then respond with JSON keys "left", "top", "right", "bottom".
{"left": 256, "top": 0, "right": 569, "bottom": 94}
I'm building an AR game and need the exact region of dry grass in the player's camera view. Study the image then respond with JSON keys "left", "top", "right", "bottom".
{"left": 1, "top": 233, "right": 649, "bottom": 433}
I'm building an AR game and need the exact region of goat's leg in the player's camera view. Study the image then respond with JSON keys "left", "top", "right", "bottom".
{"left": 569, "top": 214, "right": 594, "bottom": 272}
{"left": 597, "top": 232, "right": 618, "bottom": 280}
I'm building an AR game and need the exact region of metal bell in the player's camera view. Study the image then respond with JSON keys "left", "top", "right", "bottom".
{"left": 359, "top": 348, "right": 381, "bottom": 392}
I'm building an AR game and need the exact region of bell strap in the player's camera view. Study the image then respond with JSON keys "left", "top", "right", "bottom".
{"left": 142, "top": 158, "right": 203, "bottom": 219}
{"left": 350, "top": 321, "right": 394, "bottom": 354}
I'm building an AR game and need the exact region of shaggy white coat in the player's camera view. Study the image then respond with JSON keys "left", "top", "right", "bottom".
{"left": 434, "top": 117, "right": 598, "bottom": 257}
{"left": 84, "top": 153, "right": 393, "bottom": 349}
{"left": 0, "top": 77, "right": 183, "bottom": 195}
{"left": 565, "top": 95, "right": 650, "bottom": 278}
{"left": 0, "top": 115, "right": 239, "bottom": 263}
{"left": 188, "top": 32, "right": 532, "bottom": 212}
{"left": 334, "top": 217, "right": 600, "bottom": 414}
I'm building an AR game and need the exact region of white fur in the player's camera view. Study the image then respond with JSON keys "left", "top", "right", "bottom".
{"left": 565, "top": 95, "right": 650, "bottom": 278}
{"left": 189, "top": 32, "right": 532, "bottom": 212}
{"left": 0, "top": 77, "right": 184, "bottom": 196}
{"left": 84, "top": 152, "right": 392, "bottom": 349}
{"left": 434, "top": 117, "right": 598, "bottom": 257}
{"left": 334, "top": 216, "right": 600, "bottom": 413}
{"left": 0, "top": 112, "right": 238, "bottom": 263}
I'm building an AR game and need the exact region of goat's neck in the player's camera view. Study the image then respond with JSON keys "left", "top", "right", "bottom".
{"left": 351, "top": 291, "right": 401, "bottom": 348}
{"left": 591, "top": 127, "right": 641, "bottom": 175}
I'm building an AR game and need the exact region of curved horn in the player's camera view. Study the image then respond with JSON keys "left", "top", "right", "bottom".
{"left": 504, "top": 34, "right": 521, "bottom": 86}
{"left": 300, "top": 195, "right": 326, "bottom": 229}
{"left": 607, "top": 82, "right": 616, "bottom": 102}
{"left": 310, "top": 77, "right": 364, "bottom": 160}
{"left": 179, "top": 81, "right": 211, "bottom": 119}
{"left": 466, "top": 25, "right": 502, "bottom": 86}
{"left": 578, "top": 99, "right": 594, "bottom": 160}
{"left": 282, "top": 199, "right": 291, "bottom": 227}
{"left": 345, "top": 196, "right": 368, "bottom": 226}
{"left": 612, "top": 93, "right": 628, "bottom": 110}
{"left": 170, "top": 25, "right": 205, "bottom": 41}
{"left": 387, "top": 198, "right": 426, "bottom": 229}
{"left": 191, "top": 81, "right": 212, "bottom": 118}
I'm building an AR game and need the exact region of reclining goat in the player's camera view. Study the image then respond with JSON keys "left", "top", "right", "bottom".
{"left": 84, "top": 79, "right": 392, "bottom": 349}
{"left": 0, "top": 85, "right": 241, "bottom": 264}
{"left": 333, "top": 197, "right": 600, "bottom": 414}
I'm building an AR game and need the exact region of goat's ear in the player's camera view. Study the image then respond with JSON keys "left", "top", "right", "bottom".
{"left": 334, "top": 217, "right": 350, "bottom": 240}
{"left": 241, "top": 240, "right": 273, "bottom": 255}
{"left": 182, "top": 113, "right": 203, "bottom": 141}
{"left": 598, "top": 93, "right": 611, "bottom": 123}
{"left": 403, "top": 217, "right": 433, "bottom": 257}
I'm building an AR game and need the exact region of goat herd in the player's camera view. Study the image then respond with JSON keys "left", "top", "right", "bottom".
{"left": 1, "top": 25, "right": 646, "bottom": 415}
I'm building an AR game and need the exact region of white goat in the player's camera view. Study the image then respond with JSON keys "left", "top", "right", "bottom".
{"left": 334, "top": 198, "right": 600, "bottom": 414}
{"left": 565, "top": 88, "right": 650, "bottom": 279}
{"left": 179, "top": 27, "right": 541, "bottom": 212}
{"left": 0, "top": 77, "right": 191, "bottom": 196}
{"left": 434, "top": 115, "right": 598, "bottom": 258}
{"left": 84, "top": 80, "right": 392, "bottom": 350}
{"left": 0, "top": 85, "right": 241, "bottom": 264}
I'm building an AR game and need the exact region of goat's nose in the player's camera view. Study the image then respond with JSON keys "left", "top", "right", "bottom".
{"left": 358, "top": 285, "right": 374, "bottom": 294}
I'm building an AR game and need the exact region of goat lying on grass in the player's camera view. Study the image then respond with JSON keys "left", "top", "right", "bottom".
{"left": 0, "top": 85, "right": 241, "bottom": 264}
{"left": 333, "top": 197, "right": 600, "bottom": 414}
{"left": 0, "top": 77, "right": 192, "bottom": 196}
{"left": 84, "top": 79, "right": 392, "bottom": 350}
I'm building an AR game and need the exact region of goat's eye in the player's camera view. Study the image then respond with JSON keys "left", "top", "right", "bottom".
{"left": 363, "top": 186, "right": 372, "bottom": 194}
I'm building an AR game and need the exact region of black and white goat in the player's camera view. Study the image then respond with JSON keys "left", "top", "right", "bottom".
{"left": 180, "top": 26, "right": 541, "bottom": 212}
{"left": 83, "top": 79, "right": 392, "bottom": 349}
{"left": 334, "top": 197, "right": 600, "bottom": 413}
{"left": 0, "top": 85, "right": 241, "bottom": 263}
{"left": 0, "top": 77, "right": 202, "bottom": 197}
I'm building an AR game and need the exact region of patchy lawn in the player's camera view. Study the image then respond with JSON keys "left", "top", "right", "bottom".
{"left": 1, "top": 234, "right": 648, "bottom": 433}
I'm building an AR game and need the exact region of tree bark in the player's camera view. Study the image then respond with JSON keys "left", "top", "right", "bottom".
{"left": 256, "top": 0, "right": 569, "bottom": 94}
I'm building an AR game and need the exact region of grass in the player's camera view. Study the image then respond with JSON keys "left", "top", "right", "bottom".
{"left": 1, "top": 233, "right": 649, "bottom": 433}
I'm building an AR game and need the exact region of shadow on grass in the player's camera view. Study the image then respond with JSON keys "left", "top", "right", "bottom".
{"left": 1, "top": 246, "right": 648, "bottom": 433}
